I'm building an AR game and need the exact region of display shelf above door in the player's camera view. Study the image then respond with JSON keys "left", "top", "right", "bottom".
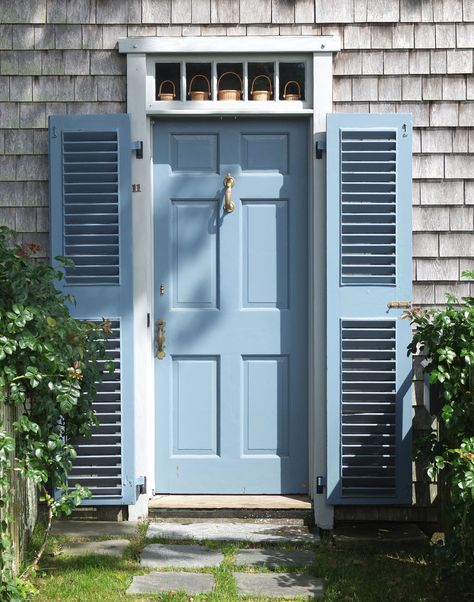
{"left": 149, "top": 55, "right": 313, "bottom": 113}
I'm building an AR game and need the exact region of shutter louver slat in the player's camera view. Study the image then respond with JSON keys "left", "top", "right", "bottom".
{"left": 340, "top": 129, "right": 397, "bottom": 286}
{"left": 341, "top": 319, "right": 397, "bottom": 499}
{"left": 67, "top": 322, "right": 123, "bottom": 500}
{"left": 62, "top": 131, "right": 120, "bottom": 286}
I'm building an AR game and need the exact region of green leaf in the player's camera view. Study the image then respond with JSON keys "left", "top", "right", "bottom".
{"left": 46, "top": 316, "right": 57, "bottom": 328}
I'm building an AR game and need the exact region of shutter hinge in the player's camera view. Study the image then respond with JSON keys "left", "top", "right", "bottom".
{"left": 131, "top": 140, "right": 143, "bottom": 159}
{"left": 316, "top": 475, "right": 326, "bottom": 494}
{"left": 315, "top": 139, "right": 326, "bottom": 160}
{"left": 135, "top": 475, "right": 146, "bottom": 495}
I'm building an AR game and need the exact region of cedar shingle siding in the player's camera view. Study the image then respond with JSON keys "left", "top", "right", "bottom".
{"left": 1, "top": 0, "right": 472, "bottom": 520}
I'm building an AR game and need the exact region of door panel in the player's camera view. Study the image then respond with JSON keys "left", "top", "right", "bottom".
{"left": 243, "top": 356, "right": 289, "bottom": 456}
{"left": 154, "top": 118, "right": 308, "bottom": 494}
{"left": 242, "top": 201, "right": 288, "bottom": 307}
{"left": 171, "top": 201, "right": 218, "bottom": 308}
{"left": 172, "top": 356, "right": 219, "bottom": 455}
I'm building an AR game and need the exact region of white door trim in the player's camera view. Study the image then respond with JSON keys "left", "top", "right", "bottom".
{"left": 119, "top": 35, "right": 340, "bottom": 54}
{"left": 123, "top": 37, "right": 337, "bottom": 528}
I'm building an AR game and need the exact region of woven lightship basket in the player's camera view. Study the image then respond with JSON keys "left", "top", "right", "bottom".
{"left": 157, "top": 80, "right": 176, "bottom": 101}
{"left": 188, "top": 74, "right": 211, "bottom": 100}
{"left": 250, "top": 74, "right": 272, "bottom": 101}
{"left": 283, "top": 80, "right": 301, "bottom": 101}
{"left": 217, "top": 71, "right": 243, "bottom": 101}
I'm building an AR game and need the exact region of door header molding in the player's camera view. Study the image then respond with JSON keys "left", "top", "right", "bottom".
{"left": 123, "top": 40, "right": 335, "bottom": 114}
{"left": 119, "top": 36, "right": 341, "bottom": 55}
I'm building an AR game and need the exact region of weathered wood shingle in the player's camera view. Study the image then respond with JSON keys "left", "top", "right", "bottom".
{"left": 0, "top": 0, "right": 472, "bottom": 523}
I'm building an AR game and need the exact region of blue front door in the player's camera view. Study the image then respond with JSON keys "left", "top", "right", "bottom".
{"left": 153, "top": 118, "right": 308, "bottom": 494}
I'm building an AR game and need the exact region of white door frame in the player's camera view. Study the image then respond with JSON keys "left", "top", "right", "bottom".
{"left": 120, "top": 36, "right": 340, "bottom": 528}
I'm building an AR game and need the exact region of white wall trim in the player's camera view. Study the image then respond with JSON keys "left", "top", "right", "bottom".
{"left": 311, "top": 53, "right": 334, "bottom": 530}
{"left": 119, "top": 36, "right": 341, "bottom": 54}
{"left": 127, "top": 52, "right": 156, "bottom": 510}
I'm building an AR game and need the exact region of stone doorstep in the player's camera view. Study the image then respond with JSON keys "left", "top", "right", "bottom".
{"left": 148, "top": 495, "right": 314, "bottom": 523}
{"left": 149, "top": 508, "right": 313, "bottom": 523}
{"left": 59, "top": 539, "right": 129, "bottom": 557}
{"left": 149, "top": 494, "right": 312, "bottom": 510}
{"left": 147, "top": 521, "right": 318, "bottom": 543}
{"left": 234, "top": 572, "right": 324, "bottom": 598}
{"left": 140, "top": 543, "right": 224, "bottom": 568}
{"left": 126, "top": 572, "right": 214, "bottom": 595}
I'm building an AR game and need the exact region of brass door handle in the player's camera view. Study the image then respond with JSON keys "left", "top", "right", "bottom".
{"left": 155, "top": 319, "right": 166, "bottom": 359}
{"left": 223, "top": 173, "right": 235, "bottom": 213}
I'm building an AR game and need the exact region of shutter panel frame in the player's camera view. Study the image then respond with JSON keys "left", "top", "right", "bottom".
{"left": 49, "top": 114, "right": 135, "bottom": 506}
{"left": 326, "top": 113, "right": 413, "bottom": 506}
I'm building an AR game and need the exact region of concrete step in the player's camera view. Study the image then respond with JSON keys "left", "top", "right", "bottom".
{"left": 148, "top": 494, "right": 313, "bottom": 525}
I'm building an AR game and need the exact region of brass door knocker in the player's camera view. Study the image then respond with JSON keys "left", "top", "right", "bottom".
{"left": 223, "top": 173, "right": 235, "bottom": 213}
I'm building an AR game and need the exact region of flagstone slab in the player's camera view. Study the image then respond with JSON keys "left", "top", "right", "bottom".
{"left": 235, "top": 548, "right": 315, "bottom": 568}
{"left": 332, "top": 522, "right": 428, "bottom": 545}
{"left": 51, "top": 520, "right": 138, "bottom": 538}
{"left": 234, "top": 572, "right": 324, "bottom": 598}
{"left": 140, "top": 543, "right": 224, "bottom": 568}
{"left": 127, "top": 572, "right": 214, "bottom": 595}
{"left": 60, "top": 539, "right": 129, "bottom": 557}
{"left": 147, "top": 521, "right": 317, "bottom": 543}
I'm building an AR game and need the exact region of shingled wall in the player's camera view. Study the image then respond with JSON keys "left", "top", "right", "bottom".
{"left": 0, "top": 0, "right": 472, "bottom": 521}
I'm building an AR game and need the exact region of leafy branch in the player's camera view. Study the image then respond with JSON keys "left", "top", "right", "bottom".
{"left": 0, "top": 227, "right": 110, "bottom": 598}
{"left": 405, "top": 271, "right": 474, "bottom": 583}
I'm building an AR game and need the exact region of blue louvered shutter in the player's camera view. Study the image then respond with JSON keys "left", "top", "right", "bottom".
{"left": 326, "top": 113, "right": 412, "bottom": 505}
{"left": 49, "top": 114, "right": 135, "bottom": 505}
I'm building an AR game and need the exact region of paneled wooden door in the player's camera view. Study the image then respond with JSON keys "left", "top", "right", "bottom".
{"left": 153, "top": 117, "right": 308, "bottom": 493}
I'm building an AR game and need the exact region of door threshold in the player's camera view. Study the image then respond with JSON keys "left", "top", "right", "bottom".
{"left": 149, "top": 494, "right": 312, "bottom": 510}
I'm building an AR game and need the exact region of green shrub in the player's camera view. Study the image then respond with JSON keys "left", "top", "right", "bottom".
{"left": 0, "top": 227, "right": 111, "bottom": 598}
{"left": 405, "top": 273, "right": 474, "bottom": 586}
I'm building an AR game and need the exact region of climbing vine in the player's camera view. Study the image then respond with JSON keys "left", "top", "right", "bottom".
{"left": 0, "top": 227, "right": 111, "bottom": 598}
{"left": 405, "top": 274, "right": 474, "bottom": 587}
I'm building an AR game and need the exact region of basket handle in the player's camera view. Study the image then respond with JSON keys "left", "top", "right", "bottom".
{"left": 250, "top": 74, "right": 273, "bottom": 95}
{"left": 158, "top": 80, "right": 176, "bottom": 97}
{"left": 188, "top": 74, "right": 211, "bottom": 96}
{"left": 283, "top": 80, "right": 301, "bottom": 97}
{"left": 217, "top": 71, "right": 243, "bottom": 93}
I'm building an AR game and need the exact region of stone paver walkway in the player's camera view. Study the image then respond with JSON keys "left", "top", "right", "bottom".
{"left": 140, "top": 543, "right": 224, "bottom": 568}
{"left": 47, "top": 519, "right": 434, "bottom": 598}
{"left": 52, "top": 520, "right": 323, "bottom": 598}
{"left": 60, "top": 539, "right": 129, "bottom": 557}
{"left": 127, "top": 572, "right": 214, "bottom": 595}
{"left": 147, "top": 520, "right": 318, "bottom": 543}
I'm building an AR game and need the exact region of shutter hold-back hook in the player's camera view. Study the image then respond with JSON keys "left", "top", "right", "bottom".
{"left": 223, "top": 173, "right": 235, "bottom": 213}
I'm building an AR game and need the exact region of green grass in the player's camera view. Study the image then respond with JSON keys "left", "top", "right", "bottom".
{"left": 32, "top": 527, "right": 462, "bottom": 602}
